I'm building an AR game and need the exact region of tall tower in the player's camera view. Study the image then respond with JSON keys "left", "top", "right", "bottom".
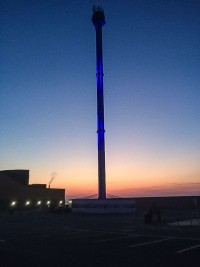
{"left": 92, "top": 6, "right": 106, "bottom": 199}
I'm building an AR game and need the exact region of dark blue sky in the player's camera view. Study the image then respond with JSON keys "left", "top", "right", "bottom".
{"left": 1, "top": 0, "right": 200, "bottom": 197}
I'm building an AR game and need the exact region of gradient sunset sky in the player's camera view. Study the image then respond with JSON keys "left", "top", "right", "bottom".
{"left": 1, "top": 0, "right": 200, "bottom": 198}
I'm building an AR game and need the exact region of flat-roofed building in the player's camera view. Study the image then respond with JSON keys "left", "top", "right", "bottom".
{"left": 0, "top": 170, "right": 65, "bottom": 209}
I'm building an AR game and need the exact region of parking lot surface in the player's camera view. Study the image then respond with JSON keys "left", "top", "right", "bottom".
{"left": 0, "top": 212, "right": 200, "bottom": 267}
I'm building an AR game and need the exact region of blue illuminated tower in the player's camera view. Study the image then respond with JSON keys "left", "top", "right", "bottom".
{"left": 92, "top": 6, "right": 106, "bottom": 199}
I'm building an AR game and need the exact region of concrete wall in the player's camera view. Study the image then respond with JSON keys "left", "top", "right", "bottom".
{"left": 72, "top": 199, "right": 136, "bottom": 214}
{"left": 72, "top": 196, "right": 200, "bottom": 214}
{"left": 134, "top": 196, "right": 200, "bottom": 211}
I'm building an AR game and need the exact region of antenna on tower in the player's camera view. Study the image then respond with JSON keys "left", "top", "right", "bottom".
{"left": 49, "top": 172, "right": 57, "bottom": 188}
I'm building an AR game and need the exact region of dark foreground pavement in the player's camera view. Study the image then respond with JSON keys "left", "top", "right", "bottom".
{"left": 0, "top": 211, "right": 200, "bottom": 267}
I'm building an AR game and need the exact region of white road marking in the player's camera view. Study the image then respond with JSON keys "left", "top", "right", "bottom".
{"left": 68, "top": 228, "right": 133, "bottom": 236}
{"left": 177, "top": 237, "right": 200, "bottom": 242}
{"left": 59, "top": 228, "right": 200, "bottom": 251}
{"left": 177, "top": 244, "right": 200, "bottom": 254}
{"left": 62, "top": 233, "right": 107, "bottom": 240}
{"left": 94, "top": 234, "right": 140, "bottom": 243}
{"left": 71, "top": 229, "right": 92, "bottom": 232}
{"left": 129, "top": 237, "right": 174, "bottom": 248}
{"left": 62, "top": 232, "right": 82, "bottom": 236}
{"left": 82, "top": 228, "right": 172, "bottom": 239}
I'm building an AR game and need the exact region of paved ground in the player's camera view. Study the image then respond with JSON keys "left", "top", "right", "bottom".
{"left": 0, "top": 211, "right": 200, "bottom": 267}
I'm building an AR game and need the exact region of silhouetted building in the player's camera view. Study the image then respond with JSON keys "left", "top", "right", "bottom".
{"left": 1, "top": 169, "right": 29, "bottom": 185}
{"left": 0, "top": 170, "right": 65, "bottom": 209}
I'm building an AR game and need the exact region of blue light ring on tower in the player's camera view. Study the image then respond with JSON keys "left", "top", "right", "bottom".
{"left": 97, "top": 131, "right": 105, "bottom": 151}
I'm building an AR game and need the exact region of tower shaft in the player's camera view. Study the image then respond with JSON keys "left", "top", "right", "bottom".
{"left": 92, "top": 7, "right": 106, "bottom": 199}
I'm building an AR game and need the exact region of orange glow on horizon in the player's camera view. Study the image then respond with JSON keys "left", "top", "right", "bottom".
{"left": 29, "top": 161, "right": 200, "bottom": 199}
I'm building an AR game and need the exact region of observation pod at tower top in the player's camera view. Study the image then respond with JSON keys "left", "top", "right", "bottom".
{"left": 92, "top": 6, "right": 105, "bottom": 27}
